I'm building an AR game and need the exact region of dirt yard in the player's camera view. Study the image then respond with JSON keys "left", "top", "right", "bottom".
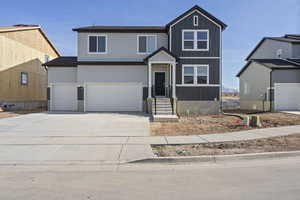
{"left": 152, "top": 133, "right": 300, "bottom": 157}
{"left": 0, "top": 109, "right": 45, "bottom": 119}
{"left": 151, "top": 112, "right": 300, "bottom": 136}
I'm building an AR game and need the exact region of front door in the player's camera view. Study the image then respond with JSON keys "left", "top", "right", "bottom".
{"left": 155, "top": 72, "right": 166, "bottom": 96}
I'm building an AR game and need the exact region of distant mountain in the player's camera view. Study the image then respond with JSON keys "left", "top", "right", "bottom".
{"left": 222, "top": 86, "right": 238, "bottom": 93}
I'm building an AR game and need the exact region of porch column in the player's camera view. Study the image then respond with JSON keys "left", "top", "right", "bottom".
{"left": 148, "top": 62, "right": 152, "bottom": 98}
{"left": 172, "top": 62, "right": 176, "bottom": 98}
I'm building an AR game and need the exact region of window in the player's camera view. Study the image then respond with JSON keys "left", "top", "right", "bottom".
{"left": 193, "top": 16, "right": 199, "bottom": 26}
{"left": 21, "top": 72, "right": 28, "bottom": 85}
{"left": 183, "top": 65, "right": 209, "bottom": 85}
{"left": 138, "top": 35, "right": 157, "bottom": 53}
{"left": 182, "top": 30, "right": 209, "bottom": 51}
{"left": 45, "top": 55, "right": 49, "bottom": 63}
{"left": 88, "top": 35, "right": 107, "bottom": 53}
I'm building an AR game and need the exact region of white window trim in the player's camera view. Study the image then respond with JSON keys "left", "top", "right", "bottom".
{"left": 87, "top": 34, "right": 107, "bottom": 54}
{"left": 137, "top": 34, "right": 157, "bottom": 54}
{"left": 182, "top": 29, "right": 209, "bottom": 51}
{"left": 193, "top": 15, "right": 199, "bottom": 26}
{"left": 182, "top": 64, "right": 209, "bottom": 86}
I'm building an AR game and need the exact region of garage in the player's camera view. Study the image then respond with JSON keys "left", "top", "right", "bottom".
{"left": 51, "top": 84, "right": 77, "bottom": 111}
{"left": 275, "top": 83, "right": 300, "bottom": 111}
{"left": 85, "top": 83, "right": 143, "bottom": 112}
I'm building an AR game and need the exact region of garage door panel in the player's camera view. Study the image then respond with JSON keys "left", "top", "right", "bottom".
{"left": 275, "top": 83, "right": 300, "bottom": 111}
{"left": 86, "top": 83, "right": 142, "bottom": 112}
{"left": 51, "top": 85, "right": 77, "bottom": 111}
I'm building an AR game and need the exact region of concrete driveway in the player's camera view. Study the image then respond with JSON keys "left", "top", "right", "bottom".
{"left": 0, "top": 112, "right": 153, "bottom": 165}
{"left": 0, "top": 112, "right": 150, "bottom": 137}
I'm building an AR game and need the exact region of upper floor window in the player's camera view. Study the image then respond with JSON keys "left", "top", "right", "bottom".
{"left": 193, "top": 16, "right": 199, "bottom": 26}
{"left": 20, "top": 72, "right": 28, "bottom": 85}
{"left": 138, "top": 35, "right": 157, "bottom": 54}
{"left": 88, "top": 35, "right": 107, "bottom": 53}
{"left": 183, "top": 65, "right": 209, "bottom": 85}
{"left": 182, "top": 30, "right": 209, "bottom": 51}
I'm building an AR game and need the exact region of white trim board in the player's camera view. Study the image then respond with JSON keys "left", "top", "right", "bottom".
{"left": 176, "top": 84, "right": 220, "bottom": 87}
{"left": 179, "top": 57, "right": 220, "bottom": 59}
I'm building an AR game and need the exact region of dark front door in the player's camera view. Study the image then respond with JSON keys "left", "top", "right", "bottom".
{"left": 155, "top": 72, "right": 165, "bottom": 96}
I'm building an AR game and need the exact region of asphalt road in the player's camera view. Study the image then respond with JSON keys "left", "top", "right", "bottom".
{"left": 0, "top": 157, "right": 300, "bottom": 200}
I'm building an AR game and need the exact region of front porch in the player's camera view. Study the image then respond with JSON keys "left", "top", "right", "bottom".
{"left": 144, "top": 47, "right": 178, "bottom": 121}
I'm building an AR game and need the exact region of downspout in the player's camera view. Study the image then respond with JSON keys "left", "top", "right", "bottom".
{"left": 269, "top": 69, "right": 273, "bottom": 112}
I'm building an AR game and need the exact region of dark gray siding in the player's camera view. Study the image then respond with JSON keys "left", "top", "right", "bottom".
{"left": 176, "top": 87, "right": 219, "bottom": 101}
{"left": 176, "top": 58, "right": 220, "bottom": 84}
{"left": 272, "top": 69, "right": 300, "bottom": 86}
{"left": 170, "top": 10, "right": 221, "bottom": 57}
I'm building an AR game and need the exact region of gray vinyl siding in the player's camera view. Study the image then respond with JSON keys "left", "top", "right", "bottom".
{"left": 77, "top": 65, "right": 147, "bottom": 85}
{"left": 292, "top": 44, "right": 300, "bottom": 58}
{"left": 176, "top": 58, "right": 220, "bottom": 84}
{"left": 77, "top": 32, "right": 168, "bottom": 61}
{"left": 249, "top": 39, "right": 292, "bottom": 60}
{"left": 272, "top": 69, "right": 300, "bottom": 85}
{"left": 176, "top": 87, "right": 219, "bottom": 101}
{"left": 48, "top": 67, "right": 77, "bottom": 84}
{"left": 239, "top": 62, "right": 271, "bottom": 101}
{"left": 170, "top": 10, "right": 221, "bottom": 57}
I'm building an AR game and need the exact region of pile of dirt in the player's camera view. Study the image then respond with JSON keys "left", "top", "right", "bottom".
{"left": 152, "top": 134, "right": 300, "bottom": 157}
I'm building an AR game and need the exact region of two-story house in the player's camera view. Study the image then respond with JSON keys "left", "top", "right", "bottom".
{"left": 43, "top": 5, "right": 227, "bottom": 118}
{"left": 237, "top": 34, "right": 300, "bottom": 111}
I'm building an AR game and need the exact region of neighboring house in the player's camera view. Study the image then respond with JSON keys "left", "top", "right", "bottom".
{"left": 237, "top": 34, "right": 300, "bottom": 111}
{"left": 0, "top": 25, "right": 60, "bottom": 110}
{"left": 43, "top": 5, "right": 227, "bottom": 117}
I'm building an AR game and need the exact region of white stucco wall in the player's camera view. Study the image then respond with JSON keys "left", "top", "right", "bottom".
{"left": 77, "top": 65, "right": 147, "bottom": 85}
{"left": 48, "top": 67, "right": 77, "bottom": 84}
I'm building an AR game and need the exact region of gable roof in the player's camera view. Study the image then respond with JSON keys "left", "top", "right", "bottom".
{"left": 166, "top": 5, "right": 227, "bottom": 30}
{"left": 73, "top": 5, "right": 227, "bottom": 33}
{"left": 246, "top": 36, "right": 300, "bottom": 61}
{"left": 236, "top": 58, "right": 300, "bottom": 77}
{"left": 144, "top": 47, "right": 178, "bottom": 62}
{"left": 73, "top": 26, "right": 166, "bottom": 33}
{"left": 0, "top": 25, "right": 60, "bottom": 56}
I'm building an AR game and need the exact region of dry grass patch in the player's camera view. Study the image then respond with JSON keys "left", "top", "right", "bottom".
{"left": 0, "top": 109, "right": 45, "bottom": 119}
{"left": 151, "top": 112, "right": 300, "bottom": 136}
{"left": 152, "top": 134, "right": 300, "bottom": 156}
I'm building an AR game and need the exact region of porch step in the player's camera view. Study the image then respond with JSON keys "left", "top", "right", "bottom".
{"left": 152, "top": 114, "right": 179, "bottom": 122}
{"left": 153, "top": 98, "right": 173, "bottom": 114}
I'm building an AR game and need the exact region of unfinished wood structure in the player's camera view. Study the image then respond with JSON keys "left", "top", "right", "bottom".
{"left": 0, "top": 25, "right": 59, "bottom": 110}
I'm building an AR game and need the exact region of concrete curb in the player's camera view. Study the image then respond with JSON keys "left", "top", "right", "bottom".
{"left": 129, "top": 150, "right": 300, "bottom": 164}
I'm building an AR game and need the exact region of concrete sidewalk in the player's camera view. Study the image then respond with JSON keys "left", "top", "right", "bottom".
{"left": 0, "top": 125, "right": 299, "bottom": 145}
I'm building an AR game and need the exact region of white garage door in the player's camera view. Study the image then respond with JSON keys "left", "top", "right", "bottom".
{"left": 275, "top": 83, "right": 300, "bottom": 111}
{"left": 85, "top": 83, "right": 143, "bottom": 112}
{"left": 51, "top": 84, "right": 77, "bottom": 111}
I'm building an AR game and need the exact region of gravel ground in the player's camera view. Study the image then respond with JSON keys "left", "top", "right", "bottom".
{"left": 152, "top": 134, "right": 300, "bottom": 157}
{"left": 151, "top": 112, "right": 300, "bottom": 136}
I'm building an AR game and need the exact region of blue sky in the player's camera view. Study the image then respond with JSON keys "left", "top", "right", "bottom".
{"left": 2, "top": 0, "right": 299, "bottom": 89}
